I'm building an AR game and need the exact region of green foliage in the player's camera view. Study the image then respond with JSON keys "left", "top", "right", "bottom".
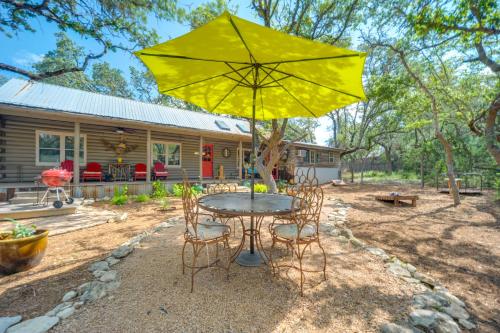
{"left": 159, "top": 197, "right": 171, "bottom": 210}
{"left": 277, "top": 180, "right": 288, "bottom": 193}
{"left": 172, "top": 183, "right": 202, "bottom": 197}
{"left": 254, "top": 183, "right": 268, "bottom": 193}
{"left": 134, "top": 194, "right": 150, "bottom": 203}
{"left": 112, "top": 185, "right": 128, "bottom": 205}
{"left": 151, "top": 180, "right": 168, "bottom": 199}
{"left": 495, "top": 173, "right": 500, "bottom": 200}
{"left": 91, "top": 62, "right": 132, "bottom": 98}
{"left": 2, "top": 219, "right": 37, "bottom": 239}
{"left": 179, "top": 0, "right": 238, "bottom": 29}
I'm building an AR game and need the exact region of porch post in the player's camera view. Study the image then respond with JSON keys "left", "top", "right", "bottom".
{"left": 238, "top": 140, "right": 242, "bottom": 180}
{"left": 199, "top": 136, "right": 203, "bottom": 180}
{"left": 146, "top": 129, "right": 151, "bottom": 183}
{"left": 73, "top": 122, "right": 80, "bottom": 185}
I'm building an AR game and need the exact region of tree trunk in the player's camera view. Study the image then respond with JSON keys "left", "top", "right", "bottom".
{"left": 360, "top": 157, "right": 366, "bottom": 184}
{"left": 485, "top": 92, "right": 500, "bottom": 166}
{"left": 349, "top": 160, "right": 354, "bottom": 183}
{"left": 384, "top": 146, "right": 393, "bottom": 175}
{"left": 420, "top": 152, "right": 425, "bottom": 189}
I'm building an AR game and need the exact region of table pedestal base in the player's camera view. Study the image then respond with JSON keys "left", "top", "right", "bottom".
{"left": 236, "top": 250, "right": 266, "bottom": 267}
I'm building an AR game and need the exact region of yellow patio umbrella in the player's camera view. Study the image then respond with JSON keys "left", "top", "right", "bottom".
{"left": 135, "top": 12, "right": 366, "bottom": 265}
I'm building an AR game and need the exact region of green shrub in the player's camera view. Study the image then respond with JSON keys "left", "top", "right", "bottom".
{"left": 172, "top": 183, "right": 202, "bottom": 197}
{"left": 151, "top": 180, "right": 168, "bottom": 198}
{"left": 254, "top": 183, "right": 268, "bottom": 193}
{"left": 112, "top": 185, "right": 128, "bottom": 205}
{"left": 277, "top": 180, "right": 287, "bottom": 193}
{"left": 159, "top": 197, "right": 171, "bottom": 210}
{"left": 134, "top": 194, "right": 150, "bottom": 203}
{"left": 495, "top": 172, "right": 500, "bottom": 200}
{"left": 243, "top": 180, "right": 251, "bottom": 188}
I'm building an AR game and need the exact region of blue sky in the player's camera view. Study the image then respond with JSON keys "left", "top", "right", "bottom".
{"left": 0, "top": 0, "right": 331, "bottom": 145}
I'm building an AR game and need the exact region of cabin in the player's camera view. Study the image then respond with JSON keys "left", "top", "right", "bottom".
{"left": 0, "top": 79, "right": 342, "bottom": 197}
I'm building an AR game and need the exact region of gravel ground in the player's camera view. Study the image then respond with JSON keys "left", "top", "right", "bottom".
{"left": 52, "top": 216, "right": 418, "bottom": 333}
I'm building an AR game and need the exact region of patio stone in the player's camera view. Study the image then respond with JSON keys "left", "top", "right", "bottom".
{"left": 434, "top": 312, "right": 460, "bottom": 333}
{"left": 112, "top": 245, "right": 133, "bottom": 259}
{"left": 366, "top": 247, "right": 390, "bottom": 260}
{"left": 6, "top": 316, "right": 59, "bottom": 333}
{"left": 45, "top": 302, "right": 73, "bottom": 317}
{"left": 412, "top": 293, "right": 449, "bottom": 309}
{"left": 79, "top": 281, "right": 120, "bottom": 303}
{"left": 409, "top": 309, "right": 437, "bottom": 328}
{"left": 0, "top": 316, "right": 22, "bottom": 333}
{"left": 387, "top": 263, "right": 412, "bottom": 278}
{"left": 61, "top": 290, "right": 77, "bottom": 302}
{"left": 88, "top": 261, "right": 109, "bottom": 272}
{"left": 435, "top": 289, "right": 465, "bottom": 308}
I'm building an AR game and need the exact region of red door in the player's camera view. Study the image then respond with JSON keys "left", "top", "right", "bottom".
{"left": 202, "top": 144, "right": 213, "bottom": 178}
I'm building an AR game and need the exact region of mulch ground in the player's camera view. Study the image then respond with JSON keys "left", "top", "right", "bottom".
{"left": 323, "top": 184, "right": 500, "bottom": 333}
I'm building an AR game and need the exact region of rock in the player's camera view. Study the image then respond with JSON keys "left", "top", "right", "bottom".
{"left": 93, "top": 270, "right": 107, "bottom": 278}
{"left": 88, "top": 261, "right": 109, "bottom": 272}
{"left": 106, "top": 257, "right": 120, "bottom": 266}
{"left": 401, "top": 277, "right": 421, "bottom": 284}
{"left": 350, "top": 237, "right": 365, "bottom": 248}
{"left": 336, "top": 236, "right": 349, "bottom": 244}
{"left": 442, "top": 302, "right": 470, "bottom": 320}
{"left": 434, "top": 312, "right": 460, "bottom": 333}
{"left": 387, "top": 263, "right": 412, "bottom": 278}
{"left": 62, "top": 290, "right": 77, "bottom": 302}
{"left": 56, "top": 306, "right": 75, "bottom": 320}
{"left": 0, "top": 316, "right": 22, "bottom": 333}
{"left": 82, "top": 199, "right": 95, "bottom": 205}
{"left": 79, "top": 281, "right": 120, "bottom": 303}
{"left": 380, "top": 323, "right": 415, "bottom": 333}
{"left": 435, "top": 290, "right": 466, "bottom": 308}
{"left": 99, "top": 270, "right": 118, "bottom": 282}
{"left": 118, "top": 213, "right": 128, "bottom": 222}
{"left": 102, "top": 196, "right": 110, "bottom": 201}
{"left": 107, "top": 217, "right": 116, "bottom": 223}
{"left": 409, "top": 309, "right": 437, "bottom": 328}
{"left": 73, "top": 301, "right": 84, "bottom": 309}
{"left": 112, "top": 245, "right": 133, "bottom": 259}
{"left": 406, "top": 263, "right": 417, "bottom": 273}
{"left": 412, "top": 272, "right": 437, "bottom": 287}
{"left": 6, "top": 316, "right": 59, "bottom": 333}
{"left": 366, "top": 247, "right": 389, "bottom": 259}
{"left": 319, "top": 223, "right": 335, "bottom": 233}
{"left": 339, "top": 228, "right": 353, "bottom": 239}
{"left": 45, "top": 302, "right": 73, "bottom": 317}
{"left": 458, "top": 318, "right": 476, "bottom": 330}
{"left": 413, "top": 293, "right": 449, "bottom": 309}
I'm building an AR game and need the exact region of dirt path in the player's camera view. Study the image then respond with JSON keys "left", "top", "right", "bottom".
{"left": 322, "top": 184, "right": 500, "bottom": 332}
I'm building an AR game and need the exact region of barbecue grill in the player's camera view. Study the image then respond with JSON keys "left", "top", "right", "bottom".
{"left": 39, "top": 168, "right": 74, "bottom": 208}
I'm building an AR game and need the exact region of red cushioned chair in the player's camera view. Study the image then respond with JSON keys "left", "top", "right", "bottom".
{"left": 134, "top": 163, "right": 148, "bottom": 181}
{"left": 82, "top": 162, "right": 103, "bottom": 182}
{"left": 60, "top": 160, "right": 74, "bottom": 172}
{"left": 153, "top": 162, "right": 169, "bottom": 180}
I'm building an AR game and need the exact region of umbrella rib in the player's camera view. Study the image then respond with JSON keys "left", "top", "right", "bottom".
{"left": 258, "top": 63, "right": 280, "bottom": 86}
{"left": 211, "top": 68, "right": 254, "bottom": 113}
{"left": 137, "top": 52, "right": 251, "bottom": 65}
{"left": 225, "top": 62, "right": 253, "bottom": 86}
{"left": 261, "top": 65, "right": 362, "bottom": 99}
{"left": 260, "top": 67, "right": 318, "bottom": 117}
{"left": 260, "top": 54, "right": 361, "bottom": 65}
{"left": 227, "top": 15, "right": 257, "bottom": 64}
{"left": 161, "top": 65, "right": 253, "bottom": 92}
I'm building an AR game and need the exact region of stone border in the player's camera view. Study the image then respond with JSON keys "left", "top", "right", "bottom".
{"left": 0, "top": 216, "right": 181, "bottom": 333}
{"left": 322, "top": 197, "right": 476, "bottom": 333}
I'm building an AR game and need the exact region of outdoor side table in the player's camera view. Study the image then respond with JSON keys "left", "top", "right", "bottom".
{"left": 108, "top": 163, "right": 131, "bottom": 181}
{"left": 198, "top": 192, "right": 294, "bottom": 267}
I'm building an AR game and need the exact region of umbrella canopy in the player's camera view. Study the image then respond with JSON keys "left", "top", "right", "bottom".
{"left": 135, "top": 12, "right": 366, "bottom": 121}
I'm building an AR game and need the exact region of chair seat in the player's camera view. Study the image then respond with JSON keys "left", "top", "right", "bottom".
{"left": 155, "top": 172, "right": 169, "bottom": 176}
{"left": 188, "top": 219, "right": 230, "bottom": 240}
{"left": 83, "top": 171, "right": 102, "bottom": 175}
{"left": 135, "top": 171, "right": 147, "bottom": 174}
{"left": 273, "top": 224, "right": 316, "bottom": 240}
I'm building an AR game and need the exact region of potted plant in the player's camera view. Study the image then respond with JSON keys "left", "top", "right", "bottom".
{"left": 0, "top": 219, "right": 48, "bottom": 274}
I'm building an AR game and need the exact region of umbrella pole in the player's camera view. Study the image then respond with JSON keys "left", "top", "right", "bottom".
{"left": 250, "top": 86, "right": 257, "bottom": 254}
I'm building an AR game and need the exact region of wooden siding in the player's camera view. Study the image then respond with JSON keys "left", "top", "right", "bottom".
{"left": 0, "top": 113, "right": 246, "bottom": 182}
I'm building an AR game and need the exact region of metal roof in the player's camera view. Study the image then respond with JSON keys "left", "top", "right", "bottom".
{"left": 0, "top": 78, "right": 251, "bottom": 137}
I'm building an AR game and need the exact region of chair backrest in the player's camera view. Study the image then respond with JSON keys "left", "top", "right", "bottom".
{"left": 154, "top": 162, "right": 166, "bottom": 172}
{"left": 86, "top": 162, "right": 101, "bottom": 172}
{"left": 60, "top": 160, "right": 74, "bottom": 172}
{"left": 290, "top": 166, "right": 323, "bottom": 236}
{"left": 135, "top": 163, "right": 147, "bottom": 172}
{"left": 207, "top": 183, "right": 231, "bottom": 194}
{"left": 181, "top": 170, "right": 199, "bottom": 237}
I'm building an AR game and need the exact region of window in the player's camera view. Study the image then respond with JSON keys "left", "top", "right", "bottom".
{"left": 236, "top": 123, "right": 251, "bottom": 133}
{"left": 329, "top": 151, "right": 335, "bottom": 163}
{"left": 215, "top": 120, "right": 230, "bottom": 131}
{"left": 152, "top": 142, "right": 181, "bottom": 168}
{"left": 36, "top": 130, "right": 86, "bottom": 166}
{"left": 307, "top": 150, "right": 320, "bottom": 164}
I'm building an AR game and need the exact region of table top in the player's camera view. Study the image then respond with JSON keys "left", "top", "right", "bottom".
{"left": 198, "top": 192, "right": 295, "bottom": 217}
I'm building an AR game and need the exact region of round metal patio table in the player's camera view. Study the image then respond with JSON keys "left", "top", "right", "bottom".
{"left": 198, "top": 192, "right": 294, "bottom": 267}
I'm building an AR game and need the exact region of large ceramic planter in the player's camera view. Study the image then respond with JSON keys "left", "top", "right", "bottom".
{"left": 0, "top": 230, "right": 48, "bottom": 274}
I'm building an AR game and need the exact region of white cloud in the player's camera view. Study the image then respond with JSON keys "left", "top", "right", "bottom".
{"left": 12, "top": 51, "right": 44, "bottom": 67}
{"left": 314, "top": 116, "right": 331, "bottom": 146}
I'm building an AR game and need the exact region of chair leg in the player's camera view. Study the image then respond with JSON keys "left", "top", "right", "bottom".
{"left": 297, "top": 244, "right": 306, "bottom": 297}
{"left": 181, "top": 241, "right": 188, "bottom": 275}
{"left": 190, "top": 243, "right": 200, "bottom": 293}
{"left": 224, "top": 238, "right": 231, "bottom": 279}
{"left": 269, "top": 238, "right": 277, "bottom": 277}
{"left": 317, "top": 239, "right": 327, "bottom": 281}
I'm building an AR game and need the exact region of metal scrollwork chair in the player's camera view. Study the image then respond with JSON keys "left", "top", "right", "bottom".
{"left": 181, "top": 172, "right": 232, "bottom": 292}
{"left": 207, "top": 183, "right": 243, "bottom": 237}
{"left": 268, "top": 167, "right": 326, "bottom": 296}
